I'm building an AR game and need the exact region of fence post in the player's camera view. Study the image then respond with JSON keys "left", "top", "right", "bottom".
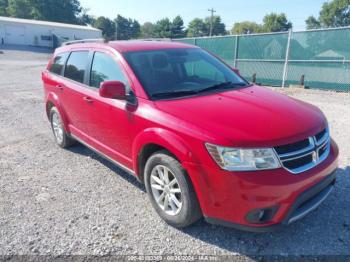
{"left": 194, "top": 37, "right": 197, "bottom": 46}
{"left": 282, "top": 29, "right": 292, "bottom": 88}
{"left": 233, "top": 35, "right": 239, "bottom": 68}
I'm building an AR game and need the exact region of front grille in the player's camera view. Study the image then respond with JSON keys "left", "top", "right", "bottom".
{"left": 315, "top": 129, "right": 326, "bottom": 142}
{"left": 283, "top": 155, "right": 313, "bottom": 170}
{"left": 318, "top": 142, "right": 328, "bottom": 157}
{"left": 274, "top": 139, "right": 310, "bottom": 155}
{"left": 274, "top": 128, "right": 330, "bottom": 174}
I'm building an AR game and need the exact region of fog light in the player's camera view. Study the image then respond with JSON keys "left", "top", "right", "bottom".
{"left": 257, "top": 210, "right": 265, "bottom": 220}
{"left": 246, "top": 206, "right": 279, "bottom": 224}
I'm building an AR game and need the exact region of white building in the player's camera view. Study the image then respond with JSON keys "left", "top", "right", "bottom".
{"left": 0, "top": 16, "right": 102, "bottom": 48}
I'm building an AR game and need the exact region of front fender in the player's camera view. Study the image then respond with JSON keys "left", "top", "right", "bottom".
{"left": 132, "top": 128, "right": 197, "bottom": 175}
{"left": 132, "top": 128, "right": 212, "bottom": 214}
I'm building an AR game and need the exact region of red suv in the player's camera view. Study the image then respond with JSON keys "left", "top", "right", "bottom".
{"left": 42, "top": 40, "right": 338, "bottom": 232}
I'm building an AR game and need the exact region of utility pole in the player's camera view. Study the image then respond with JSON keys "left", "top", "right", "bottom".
{"left": 208, "top": 8, "right": 216, "bottom": 36}
{"left": 115, "top": 17, "right": 118, "bottom": 40}
{"left": 115, "top": 14, "right": 119, "bottom": 40}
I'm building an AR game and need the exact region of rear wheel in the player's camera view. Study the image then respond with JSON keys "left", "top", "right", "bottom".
{"left": 144, "top": 150, "right": 202, "bottom": 228}
{"left": 50, "top": 107, "right": 75, "bottom": 148}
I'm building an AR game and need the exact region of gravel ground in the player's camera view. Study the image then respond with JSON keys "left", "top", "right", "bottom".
{"left": 0, "top": 48, "right": 349, "bottom": 258}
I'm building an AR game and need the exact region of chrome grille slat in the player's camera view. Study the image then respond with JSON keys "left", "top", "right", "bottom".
{"left": 285, "top": 160, "right": 319, "bottom": 174}
{"left": 278, "top": 137, "right": 315, "bottom": 159}
{"left": 318, "top": 141, "right": 331, "bottom": 162}
{"left": 280, "top": 151, "right": 314, "bottom": 162}
{"left": 274, "top": 128, "right": 330, "bottom": 174}
{"left": 316, "top": 131, "right": 328, "bottom": 146}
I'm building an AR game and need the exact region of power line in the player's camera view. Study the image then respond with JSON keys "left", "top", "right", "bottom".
{"left": 208, "top": 8, "right": 216, "bottom": 36}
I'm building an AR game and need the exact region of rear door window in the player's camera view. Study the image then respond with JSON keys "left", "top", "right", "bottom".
{"left": 90, "top": 52, "right": 128, "bottom": 88}
{"left": 64, "top": 51, "right": 89, "bottom": 84}
{"left": 50, "top": 52, "right": 69, "bottom": 75}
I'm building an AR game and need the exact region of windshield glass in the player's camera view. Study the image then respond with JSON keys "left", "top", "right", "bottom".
{"left": 123, "top": 48, "right": 249, "bottom": 100}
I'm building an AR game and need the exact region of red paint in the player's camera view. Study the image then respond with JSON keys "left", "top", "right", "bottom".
{"left": 42, "top": 41, "right": 339, "bottom": 229}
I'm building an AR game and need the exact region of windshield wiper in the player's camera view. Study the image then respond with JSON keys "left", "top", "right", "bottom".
{"left": 151, "top": 89, "right": 199, "bottom": 99}
{"left": 151, "top": 82, "right": 249, "bottom": 99}
{"left": 197, "top": 82, "right": 248, "bottom": 93}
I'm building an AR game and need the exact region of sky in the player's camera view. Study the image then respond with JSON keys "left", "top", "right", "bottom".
{"left": 79, "top": 0, "right": 327, "bottom": 31}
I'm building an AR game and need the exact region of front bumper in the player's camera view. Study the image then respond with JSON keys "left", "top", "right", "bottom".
{"left": 183, "top": 140, "right": 339, "bottom": 232}
{"left": 205, "top": 171, "right": 336, "bottom": 232}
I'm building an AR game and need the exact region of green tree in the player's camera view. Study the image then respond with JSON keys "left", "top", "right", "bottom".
{"left": 144, "top": 16, "right": 186, "bottom": 39}
{"left": 5, "top": 0, "right": 84, "bottom": 24}
{"left": 171, "top": 15, "right": 186, "bottom": 38}
{"left": 305, "top": 16, "right": 321, "bottom": 29}
{"left": 204, "top": 15, "right": 226, "bottom": 36}
{"left": 6, "top": 0, "right": 32, "bottom": 19}
{"left": 154, "top": 18, "right": 172, "bottom": 38}
{"left": 34, "top": 0, "right": 82, "bottom": 24}
{"left": 115, "top": 15, "right": 141, "bottom": 40}
{"left": 308, "top": 0, "right": 350, "bottom": 28}
{"left": 0, "top": 0, "right": 8, "bottom": 16}
{"left": 93, "top": 16, "right": 116, "bottom": 40}
{"left": 77, "top": 8, "right": 95, "bottom": 25}
{"left": 320, "top": 0, "right": 350, "bottom": 27}
{"left": 231, "top": 21, "right": 262, "bottom": 34}
{"left": 140, "top": 22, "right": 155, "bottom": 38}
{"left": 187, "top": 18, "right": 208, "bottom": 37}
{"left": 262, "top": 13, "right": 292, "bottom": 32}
{"left": 129, "top": 19, "right": 141, "bottom": 39}
{"left": 115, "top": 15, "right": 129, "bottom": 40}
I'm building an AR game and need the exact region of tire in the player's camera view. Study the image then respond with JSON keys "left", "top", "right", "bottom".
{"left": 49, "top": 107, "right": 75, "bottom": 148}
{"left": 144, "top": 150, "right": 202, "bottom": 228}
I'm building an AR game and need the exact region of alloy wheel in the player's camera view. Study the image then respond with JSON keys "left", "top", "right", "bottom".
{"left": 51, "top": 112, "right": 64, "bottom": 144}
{"left": 150, "top": 165, "right": 183, "bottom": 216}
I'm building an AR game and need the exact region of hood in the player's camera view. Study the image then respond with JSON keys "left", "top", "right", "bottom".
{"left": 154, "top": 85, "right": 327, "bottom": 147}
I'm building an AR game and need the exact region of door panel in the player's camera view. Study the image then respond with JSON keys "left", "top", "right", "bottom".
{"left": 85, "top": 92, "right": 135, "bottom": 168}
{"left": 83, "top": 51, "right": 135, "bottom": 168}
{"left": 59, "top": 51, "right": 91, "bottom": 141}
{"left": 59, "top": 78, "right": 93, "bottom": 141}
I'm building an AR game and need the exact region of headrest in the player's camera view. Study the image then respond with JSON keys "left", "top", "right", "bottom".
{"left": 152, "top": 54, "right": 169, "bottom": 69}
{"left": 133, "top": 54, "right": 150, "bottom": 68}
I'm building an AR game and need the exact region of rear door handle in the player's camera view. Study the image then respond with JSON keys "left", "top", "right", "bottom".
{"left": 83, "top": 96, "right": 94, "bottom": 104}
{"left": 55, "top": 84, "right": 64, "bottom": 91}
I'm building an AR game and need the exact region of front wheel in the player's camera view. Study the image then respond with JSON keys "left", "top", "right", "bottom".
{"left": 144, "top": 150, "right": 202, "bottom": 228}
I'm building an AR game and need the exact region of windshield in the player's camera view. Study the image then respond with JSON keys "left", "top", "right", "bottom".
{"left": 123, "top": 48, "right": 249, "bottom": 100}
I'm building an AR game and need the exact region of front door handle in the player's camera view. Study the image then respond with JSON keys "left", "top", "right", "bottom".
{"left": 83, "top": 96, "right": 94, "bottom": 104}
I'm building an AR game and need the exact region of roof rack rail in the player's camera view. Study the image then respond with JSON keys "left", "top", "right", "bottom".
{"left": 137, "top": 38, "right": 172, "bottom": 42}
{"left": 62, "top": 39, "right": 106, "bottom": 46}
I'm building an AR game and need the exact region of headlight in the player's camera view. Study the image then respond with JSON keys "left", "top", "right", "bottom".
{"left": 205, "top": 143, "right": 281, "bottom": 171}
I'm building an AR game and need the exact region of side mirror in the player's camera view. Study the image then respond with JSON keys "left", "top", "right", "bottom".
{"left": 232, "top": 67, "right": 241, "bottom": 76}
{"left": 99, "top": 81, "right": 126, "bottom": 100}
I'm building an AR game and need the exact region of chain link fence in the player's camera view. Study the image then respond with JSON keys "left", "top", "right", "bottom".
{"left": 173, "top": 27, "right": 350, "bottom": 92}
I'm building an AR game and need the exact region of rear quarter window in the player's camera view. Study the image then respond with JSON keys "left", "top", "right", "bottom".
{"left": 49, "top": 52, "right": 69, "bottom": 75}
